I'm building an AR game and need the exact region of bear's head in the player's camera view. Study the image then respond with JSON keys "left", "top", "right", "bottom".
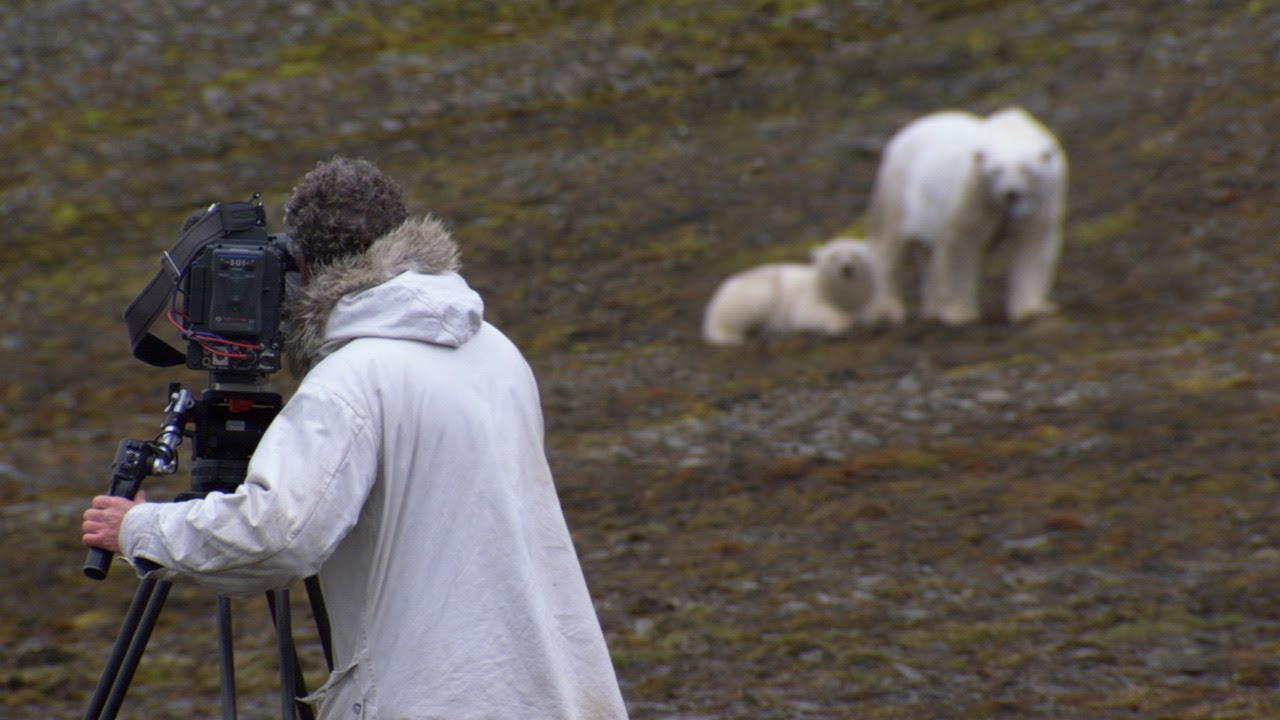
{"left": 811, "top": 237, "right": 878, "bottom": 311}
{"left": 973, "top": 145, "right": 1061, "bottom": 219}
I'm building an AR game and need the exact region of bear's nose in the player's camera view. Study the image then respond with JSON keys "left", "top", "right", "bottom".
{"left": 1004, "top": 189, "right": 1021, "bottom": 205}
{"left": 841, "top": 265, "right": 853, "bottom": 278}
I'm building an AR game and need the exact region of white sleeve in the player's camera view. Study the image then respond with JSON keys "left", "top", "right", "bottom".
{"left": 120, "top": 378, "right": 379, "bottom": 598}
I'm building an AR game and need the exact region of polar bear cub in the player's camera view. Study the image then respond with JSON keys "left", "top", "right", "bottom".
{"left": 862, "top": 106, "right": 1068, "bottom": 326}
{"left": 702, "top": 237, "right": 879, "bottom": 345}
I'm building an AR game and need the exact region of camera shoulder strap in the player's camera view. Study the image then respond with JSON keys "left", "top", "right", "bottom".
{"left": 123, "top": 208, "right": 228, "bottom": 367}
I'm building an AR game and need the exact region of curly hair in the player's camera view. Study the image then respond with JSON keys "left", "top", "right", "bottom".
{"left": 284, "top": 156, "right": 410, "bottom": 269}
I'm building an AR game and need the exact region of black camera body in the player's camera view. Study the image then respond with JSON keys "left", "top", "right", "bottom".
{"left": 183, "top": 222, "right": 293, "bottom": 376}
{"left": 125, "top": 194, "right": 298, "bottom": 384}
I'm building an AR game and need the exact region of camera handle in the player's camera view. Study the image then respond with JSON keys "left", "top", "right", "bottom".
{"left": 82, "top": 387, "right": 193, "bottom": 580}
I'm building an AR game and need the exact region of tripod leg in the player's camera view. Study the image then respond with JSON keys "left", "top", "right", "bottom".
{"left": 83, "top": 576, "right": 159, "bottom": 720}
{"left": 303, "top": 576, "right": 334, "bottom": 672}
{"left": 266, "top": 590, "right": 315, "bottom": 720}
{"left": 99, "top": 579, "right": 172, "bottom": 720}
{"left": 275, "top": 589, "right": 297, "bottom": 720}
{"left": 215, "top": 595, "right": 238, "bottom": 720}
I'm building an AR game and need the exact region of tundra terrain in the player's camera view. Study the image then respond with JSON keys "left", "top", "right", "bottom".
{"left": 3, "top": 2, "right": 1280, "bottom": 718}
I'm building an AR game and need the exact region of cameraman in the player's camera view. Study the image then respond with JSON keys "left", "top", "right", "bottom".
{"left": 82, "top": 157, "right": 628, "bottom": 719}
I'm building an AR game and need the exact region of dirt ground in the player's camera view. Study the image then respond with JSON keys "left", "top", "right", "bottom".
{"left": 4, "top": 1, "right": 1280, "bottom": 718}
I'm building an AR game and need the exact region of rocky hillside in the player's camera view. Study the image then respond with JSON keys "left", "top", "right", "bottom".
{"left": 4, "top": 1, "right": 1280, "bottom": 718}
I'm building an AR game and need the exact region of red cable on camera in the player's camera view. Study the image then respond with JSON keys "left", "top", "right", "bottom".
{"left": 165, "top": 309, "right": 262, "bottom": 360}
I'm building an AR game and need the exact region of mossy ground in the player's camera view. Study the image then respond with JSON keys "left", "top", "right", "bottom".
{"left": 4, "top": 1, "right": 1280, "bottom": 718}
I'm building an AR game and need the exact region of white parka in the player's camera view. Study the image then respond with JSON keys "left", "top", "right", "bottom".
{"left": 120, "top": 217, "right": 629, "bottom": 719}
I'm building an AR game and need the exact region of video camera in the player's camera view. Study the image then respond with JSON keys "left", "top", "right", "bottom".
{"left": 181, "top": 203, "right": 294, "bottom": 377}
{"left": 125, "top": 194, "right": 298, "bottom": 383}
{"left": 82, "top": 195, "right": 328, "bottom": 720}
{"left": 84, "top": 193, "right": 298, "bottom": 580}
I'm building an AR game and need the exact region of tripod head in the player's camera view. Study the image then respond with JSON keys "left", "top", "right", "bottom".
{"left": 82, "top": 376, "right": 281, "bottom": 580}
{"left": 186, "top": 378, "right": 282, "bottom": 497}
{"left": 78, "top": 373, "right": 325, "bottom": 720}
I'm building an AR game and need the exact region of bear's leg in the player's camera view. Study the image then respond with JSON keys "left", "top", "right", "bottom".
{"left": 703, "top": 269, "right": 789, "bottom": 345}
{"left": 702, "top": 316, "right": 747, "bottom": 345}
{"left": 702, "top": 303, "right": 748, "bottom": 345}
{"left": 923, "top": 236, "right": 982, "bottom": 326}
{"left": 702, "top": 279, "right": 758, "bottom": 345}
{"left": 862, "top": 234, "right": 909, "bottom": 325}
{"left": 794, "top": 302, "right": 856, "bottom": 336}
{"left": 1006, "top": 227, "right": 1062, "bottom": 322}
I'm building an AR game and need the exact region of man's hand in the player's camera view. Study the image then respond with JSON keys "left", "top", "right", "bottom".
{"left": 81, "top": 491, "right": 146, "bottom": 554}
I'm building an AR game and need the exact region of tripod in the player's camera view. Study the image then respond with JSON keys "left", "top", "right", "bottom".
{"left": 81, "top": 382, "right": 334, "bottom": 720}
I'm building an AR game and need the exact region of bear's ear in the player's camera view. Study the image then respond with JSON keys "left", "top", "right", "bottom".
{"left": 1039, "top": 148, "right": 1054, "bottom": 164}
{"left": 810, "top": 245, "right": 825, "bottom": 263}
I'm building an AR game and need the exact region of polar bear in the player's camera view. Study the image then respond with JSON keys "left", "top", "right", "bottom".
{"left": 862, "top": 106, "right": 1068, "bottom": 326}
{"left": 701, "top": 237, "right": 879, "bottom": 345}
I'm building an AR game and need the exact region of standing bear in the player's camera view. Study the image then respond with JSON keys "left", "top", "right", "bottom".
{"left": 862, "top": 107, "right": 1068, "bottom": 326}
{"left": 701, "top": 237, "right": 880, "bottom": 345}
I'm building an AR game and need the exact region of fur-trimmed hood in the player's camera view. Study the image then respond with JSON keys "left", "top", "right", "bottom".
{"left": 285, "top": 216, "right": 483, "bottom": 374}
